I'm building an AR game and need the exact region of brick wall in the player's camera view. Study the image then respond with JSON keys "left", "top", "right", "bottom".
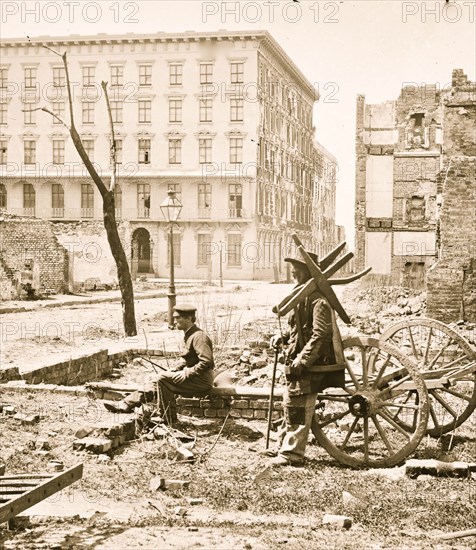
{"left": 0, "top": 215, "right": 69, "bottom": 297}
{"left": 0, "top": 256, "right": 16, "bottom": 300}
{"left": 427, "top": 158, "right": 476, "bottom": 321}
{"left": 177, "top": 390, "right": 283, "bottom": 421}
{"left": 354, "top": 94, "right": 367, "bottom": 272}
{"left": 0, "top": 348, "right": 284, "bottom": 421}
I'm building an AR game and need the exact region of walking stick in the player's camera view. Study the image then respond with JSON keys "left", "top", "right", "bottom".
{"left": 265, "top": 346, "right": 279, "bottom": 449}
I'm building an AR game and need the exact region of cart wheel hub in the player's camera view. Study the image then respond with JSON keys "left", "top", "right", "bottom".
{"left": 348, "top": 394, "right": 373, "bottom": 417}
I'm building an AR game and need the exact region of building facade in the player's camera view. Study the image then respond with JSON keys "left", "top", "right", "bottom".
{"left": 0, "top": 30, "right": 338, "bottom": 286}
{"left": 312, "top": 140, "right": 338, "bottom": 260}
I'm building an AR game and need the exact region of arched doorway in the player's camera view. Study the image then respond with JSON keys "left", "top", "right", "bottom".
{"left": 132, "top": 228, "right": 152, "bottom": 274}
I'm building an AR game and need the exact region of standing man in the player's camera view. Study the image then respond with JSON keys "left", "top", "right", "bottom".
{"left": 103, "top": 304, "right": 215, "bottom": 426}
{"left": 268, "top": 253, "right": 345, "bottom": 466}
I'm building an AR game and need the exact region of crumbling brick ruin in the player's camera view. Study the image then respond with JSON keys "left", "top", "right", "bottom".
{"left": 356, "top": 69, "right": 475, "bottom": 321}
{"left": 0, "top": 214, "right": 69, "bottom": 300}
{"left": 427, "top": 71, "right": 476, "bottom": 322}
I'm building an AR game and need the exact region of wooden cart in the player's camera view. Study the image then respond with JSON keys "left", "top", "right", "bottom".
{"left": 273, "top": 235, "right": 476, "bottom": 468}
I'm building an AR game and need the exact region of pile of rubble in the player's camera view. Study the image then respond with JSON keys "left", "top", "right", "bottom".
{"left": 349, "top": 287, "right": 426, "bottom": 336}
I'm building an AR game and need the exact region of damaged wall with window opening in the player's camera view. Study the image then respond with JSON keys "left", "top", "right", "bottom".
{"left": 356, "top": 69, "right": 475, "bottom": 311}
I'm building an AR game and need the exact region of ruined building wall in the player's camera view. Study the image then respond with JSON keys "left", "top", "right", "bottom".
{"left": 355, "top": 70, "right": 474, "bottom": 293}
{"left": 0, "top": 216, "right": 69, "bottom": 298}
{"left": 51, "top": 220, "right": 130, "bottom": 291}
{"left": 427, "top": 74, "right": 476, "bottom": 321}
{"left": 354, "top": 94, "right": 368, "bottom": 273}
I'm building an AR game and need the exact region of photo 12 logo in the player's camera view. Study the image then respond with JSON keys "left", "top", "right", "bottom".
{"left": 202, "top": 1, "right": 340, "bottom": 24}
{"left": 1, "top": 1, "right": 140, "bottom": 24}
{"left": 402, "top": 1, "right": 475, "bottom": 23}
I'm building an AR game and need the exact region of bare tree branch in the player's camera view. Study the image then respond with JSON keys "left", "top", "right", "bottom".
{"left": 62, "top": 51, "right": 75, "bottom": 129}
{"left": 22, "top": 106, "right": 69, "bottom": 129}
{"left": 101, "top": 80, "right": 117, "bottom": 192}
{"left": 43, "top": 44, "right": 62, "bottom": 57}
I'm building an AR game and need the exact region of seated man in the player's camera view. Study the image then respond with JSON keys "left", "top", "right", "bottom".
{"left": 103, "top": 304, "right": 215, "bottom": 425}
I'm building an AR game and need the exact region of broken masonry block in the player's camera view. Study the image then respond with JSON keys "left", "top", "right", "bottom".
{"left": 163, "top": 479, "right": 190, "bottom": 490}
{"left": 35, "top": 438, "right": 51, "bottom": 451}
{"left": 73, "top": 437, "right": 112, "bottom": 454}
{"left": 149, "top": 477, "right": 165, "bottom": 491}
{"left": 322, "top": 514, "right": 352, "bottom": 529}
{"left": 48, "top": 461, "right": 64, "bottom": 472}
{"left": 13, "top": 413, "right": 40, "bottom": 425}
{"left": 187, "top": 498, "right": 203, "bottom": 505}
{"left": 74, "top": 427, "right": 93, "bottom": 439}
{"left": 173, "top": 446, "right": 195, "bottom": 463}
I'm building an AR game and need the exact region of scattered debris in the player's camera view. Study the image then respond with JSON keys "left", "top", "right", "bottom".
{"left": 342, "top": 490, "right": 360, "bottom": 507}
{"left": 187, "top": 498, "right": 203, "bottom": 506}
{"left": 405, "top": 459, "right": 476, "bottom": 478}
{"left": 322, "top": 514, "right": 352, "bottom": 529}
{"left": 48, "top": 461, "right": 64, "bottom": 472}
{"left": 13, "top": 413, "right": 40, "bottom": 425}
{"left": 173, "top": 446, "right": 195, "bottom": 463}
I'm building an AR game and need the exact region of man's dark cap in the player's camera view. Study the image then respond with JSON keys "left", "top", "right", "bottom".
{"left": 173, "top": 304, "right": 197, "bottom": 316}
{"left": 284, "top": 252, "right": 319, "bottom": 269}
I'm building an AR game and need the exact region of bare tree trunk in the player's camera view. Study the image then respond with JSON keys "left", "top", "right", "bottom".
{"left": 103, "top": 192, "right": 136, "bottom": 335}
{"left": 28, "top": 47, "right": 138, "bottom": 336}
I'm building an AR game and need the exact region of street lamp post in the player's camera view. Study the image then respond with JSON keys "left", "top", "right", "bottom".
{"left": 160, "top": 189, "right": 182, "bottom": 329}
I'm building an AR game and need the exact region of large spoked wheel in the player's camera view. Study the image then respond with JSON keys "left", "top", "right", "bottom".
{"left": 311, "top": 337, "right": 429, "bottom": 469}
{"left": 381, "top": 318, "right": 476, "bottom": 437}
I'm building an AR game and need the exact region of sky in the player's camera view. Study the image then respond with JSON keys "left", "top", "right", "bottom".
{"left": 1, "top": 0, "right": 475, "bottom": 247}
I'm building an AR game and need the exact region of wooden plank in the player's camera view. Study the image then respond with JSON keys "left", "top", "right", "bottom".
{"left": 387, "top": 378, "right": 449, "bottom": 392}
{"left": 0, "top": 481, "right": 41, "bottom": 487}
{"left": 0, "top": 464, "right": 83, "bottom": 524}
{"left": 437, "top": 528, "right": 476, "bottom": 540}
{"left": 0, "top": 475, "right": 52, "bottom": 481}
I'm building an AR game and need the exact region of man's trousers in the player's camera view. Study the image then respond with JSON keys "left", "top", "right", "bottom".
{"left": 122, "top": 370, "right": 214, "bottom": 424}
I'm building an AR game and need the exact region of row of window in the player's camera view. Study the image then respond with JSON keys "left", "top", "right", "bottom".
{"left": 0, "top": 62, "right": 244, "bottom": 90}
{"left": 176, "top": 233, "right": 242, "bottom": 267}
{"left": 0, "top": 97, "right": 245, "bottom": 126}
{"left": 259, "top": 63, "right": 313, "bottom": 127}
{"left": 0, "top": 136, "right": 244, "bottom": 165}
{"left": 0, "top": 182, "right": 243, "bottom": 219}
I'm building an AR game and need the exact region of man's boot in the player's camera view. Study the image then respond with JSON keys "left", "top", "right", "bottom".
{"left": 103, "top": 400, "right": 132, "bottom": 413}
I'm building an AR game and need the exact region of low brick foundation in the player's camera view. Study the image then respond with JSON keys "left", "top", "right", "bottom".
{"left": 1, "top": 348, "right": 284, "bottom": 455}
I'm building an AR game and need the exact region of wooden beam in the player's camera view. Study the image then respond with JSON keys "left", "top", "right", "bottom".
{"left": 292, "top": 235, "right": 351, "bottom": 324}
{"left": 319, "top": 242, "right": 347, "bottom": 271}
{"left": 0, "top": 464, "right": 83, "bottom": 524}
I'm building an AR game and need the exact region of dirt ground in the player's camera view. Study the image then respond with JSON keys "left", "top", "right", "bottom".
{"left": 1, "top": 282, "right": 475, "bottom": 549}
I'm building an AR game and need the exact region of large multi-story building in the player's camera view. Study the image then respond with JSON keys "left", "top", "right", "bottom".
{"left": 312, "top": 140, "right": 338, "bottom": 260}
{"left": 0, "top": 30, "right": 338, "bottom": 287}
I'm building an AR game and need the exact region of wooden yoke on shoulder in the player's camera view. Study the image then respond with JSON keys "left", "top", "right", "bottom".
{"left": 272, "top": 234, "right": 372, "bottom": 324}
